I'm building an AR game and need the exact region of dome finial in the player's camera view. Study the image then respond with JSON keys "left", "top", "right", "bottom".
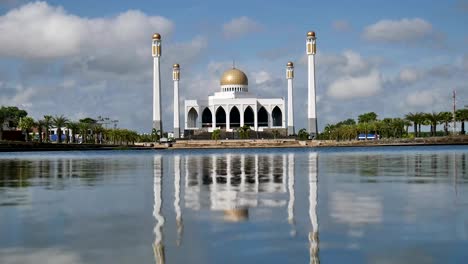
{"left": 232, "top": 59, "right": 235, "bottom": 69}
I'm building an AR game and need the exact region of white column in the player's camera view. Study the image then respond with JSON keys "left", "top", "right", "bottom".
{"left": 307, "top": 31, "right": 318, "bottom": 138}
{"left": 287, "top": 62, "right": 295, "bottom": 135}
{"left": 173, "top": 64, "right": 180, "bottom": 138}
{"left": 240, "top": 105, "right": 244, "bottom": 127}
{"left": 212, "top": 106, "right": 217, "bottom": 130}
{"left": 254, "top": 105, "right": 258, "bottom": 131}
{"left": 226, "top": 105, "right": 231, "bottom": 131}
{"left": 152, "top": 34, "right": 162, "bottom": 138}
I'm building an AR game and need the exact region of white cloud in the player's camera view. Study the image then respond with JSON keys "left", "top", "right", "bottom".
{"left": 363, "top": 18, "right": 433, "bottom": 44}
{"left": 405, "top": 90, "right": 434, "bottom": 107}
{"left": 0, "top": 1, "right": 174, "bottom": 59}
{"left": 0, "top": 2, "right": 209, "bottom": 133}
{"left": 223, "top": 16, "right": 262, "bottom": 39}
{"left": 399, "top": 68, "right": 421, "bottom": 83}
{"left": 332, "top": 20, "right": 352, "bottom": 32}
{"left": 327, "top": 70, "right": 382, "bottom": 99}
{"left": 254, "top": 71, "right": 271, "bottom": 84}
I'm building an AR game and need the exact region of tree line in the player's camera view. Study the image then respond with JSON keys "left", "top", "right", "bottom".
{"left": 1, "top": 106, "right": 141, "bottom": 145}
{"left": 319, "top": 110, "right": 468, "bottom": 141}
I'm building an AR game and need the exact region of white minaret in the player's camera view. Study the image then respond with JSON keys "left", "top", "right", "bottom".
{"left": 286, "top": 61, "right": 295, "bottom": 135}
{"left": 152, "top": 33, "right": 162, "bottom": 138}
{"left": 306, "top": 31, "right": 318, "bottom": 138}
{"left": 173, "top": 64, "right": 180, "bottom": 139}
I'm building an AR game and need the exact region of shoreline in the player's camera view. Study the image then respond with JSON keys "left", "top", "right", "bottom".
{"left": 1, "top": 136, "right": 467, "bottom": 152}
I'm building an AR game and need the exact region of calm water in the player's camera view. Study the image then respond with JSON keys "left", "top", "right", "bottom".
{"left": 0, "top": 146, "right": 467, "bottom": 263}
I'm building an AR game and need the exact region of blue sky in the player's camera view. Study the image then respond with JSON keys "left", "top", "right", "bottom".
{"left": 0, "top": 0, "right": 467, "bottom": 132}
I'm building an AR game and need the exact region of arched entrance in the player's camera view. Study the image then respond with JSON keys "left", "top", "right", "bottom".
{"left": 230, "top": 106, "right": 240, "bottom": 128}
{"left": 244, "top": 106, "right": 254, "bottom": 127}
{"left": 258, "top": 107, "right": 268, "bottom": 127}
{"left": 187, "top": 108, "right": 198, "bottom": 128}
{"left": 202, "top": 108, "right": 212, "bottom": 128}
{"left": 215, "top": 107, "right": 226, "bottom": 128}
{"left": 272, "top": 106, "right": 282, "bottom": 127}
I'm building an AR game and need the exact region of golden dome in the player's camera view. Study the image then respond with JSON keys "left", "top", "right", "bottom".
{"left": 307, "top": 31, "right": 316, "bottom": 37}
{"left": 152, "top": 33, "right": 161, "bottom": 40}
{"left": 287, "top": 61, "right": 294, "bottom": 67}
{"left": 173, "top": 63, "right": 180, "bottom": 68}
{"left": 220, "top": 68, "right": 248, "bottom": 86}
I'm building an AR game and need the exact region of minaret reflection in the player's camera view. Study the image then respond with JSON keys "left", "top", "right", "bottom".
{"left": 309, "top": 152, "right": 319, "bottom": 264}
{"left": 174, "top": 155, "right": 183, "bottom": 246}
{"left": 153, "top": 155, "right": 165, "bottom": 264}
{"left": 287, "top": 153, "right": 296, "bottom": 237}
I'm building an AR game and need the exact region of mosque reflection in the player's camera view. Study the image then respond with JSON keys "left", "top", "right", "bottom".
{"left": 152, "top": 152, "right": 320, "bottom": 264}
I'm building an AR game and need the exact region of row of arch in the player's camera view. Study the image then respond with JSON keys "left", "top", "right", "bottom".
{"left": 187, "top": 106, "right": 282, "bottom": 129}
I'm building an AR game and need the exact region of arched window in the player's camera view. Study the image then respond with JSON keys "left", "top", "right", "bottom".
{"left": 215, "top": 107, "right": 226, "bottom": 128}
{"left": 187, "top": 108, "right": 198, "bottom": 128}
{"left": 272, "top": 106, "right": 282, "bottom": 127}
{"left": 202, "top": 108, "right": 212, "bottom": 128}
{"left": 230, "top": 106, "right": 240, "bottom": 128}
{"left": 258, "top": 107, "right": 268, "bottom": 127}
{"left": 244, "top": 106, "right": 254, "bottom": 127}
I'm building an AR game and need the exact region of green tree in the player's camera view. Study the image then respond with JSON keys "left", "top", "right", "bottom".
{"left": 66, "top": 122, "right": 80, "bottom": 143}
{"left": 52, "top": 115, "right": 69, "bottom": 143}
{"left": 211, "top": 129, "right": 221, "bottom": 140}
{"left": 238, "top": 125, "right": 251, "bottom": 139}
{"left": 0, "top": 106, "right": 28, "bottom": 140}
{"left": 424, "top": 112, "right": 440, "bottom": 136}
{"left": 438, "top": 112, "right": 452, "bottom": 136}
{"left": 36, "top": 119, "right": 46, "bottom": 143}
{"left": 18, "top": 116, "right": 35, "bottom": 142}
{"left": 151, "top": 128, "right": 161, "bottom": 142}
{"left": 43, "top": 115, "right": 53, "bottom": 142}
{"left": 358, "top": 112, "right": 378, "bottom": 123}
{"left": 456, "top": 109, "right": 468, "bottom": 135}
{"left": 297, "top": 128, "right": 309, "bottom": 140}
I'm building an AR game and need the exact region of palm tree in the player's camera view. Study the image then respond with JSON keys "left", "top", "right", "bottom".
{"left": 93, "top": 125, "right": 105, "bottom": 144}
{"left": 438, "top": 112, "right": 452, "bottom": 136}
{"left": 405, "top": 112, "right": 419, "bottom": 137}
{"left": 52, "top": 115, "right": 69, "bottom": 143}
{"left": 456, "top": 109, "right": 468, "bottom": 135}
{"left": 424, "top": 112, "right": 440, "bottom": 137}
{"left": 18, "top": 117, "right": 35, "bottom": 142}
{"left": 66, "top": 122, "right": 79, "bottom": 143}
{"left": 43, "top": 115, "right": 53, "bottom": 142}
{"left": 36, "top": 119, "right": 46, "bottom": 143}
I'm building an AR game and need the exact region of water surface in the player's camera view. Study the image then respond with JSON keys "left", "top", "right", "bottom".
{"left": 0, "top": 146, "right": 467, "bottom": 263}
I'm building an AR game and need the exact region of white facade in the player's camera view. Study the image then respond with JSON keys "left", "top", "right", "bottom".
{"left": 184, "top": 68, "right": 286, "bottom": 132}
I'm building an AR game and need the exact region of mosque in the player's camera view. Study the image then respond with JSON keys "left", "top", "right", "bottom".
{"left": 151, "top": 31, "right": 318, "bottom": 139}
